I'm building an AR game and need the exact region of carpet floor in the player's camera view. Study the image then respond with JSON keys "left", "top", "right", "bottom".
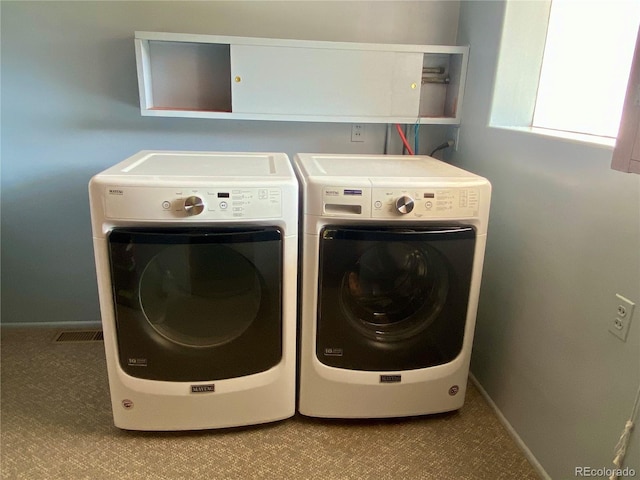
{"left": 1, "top": 327, "right": 540, "bottom": 479}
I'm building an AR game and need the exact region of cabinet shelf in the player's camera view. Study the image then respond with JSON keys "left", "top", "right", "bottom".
{"left": 135, "top": 31, "right": 469, "bottom": 124}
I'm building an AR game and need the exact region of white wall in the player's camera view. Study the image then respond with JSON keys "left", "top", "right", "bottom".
{"left": 0, "top": 1, "right": 459, "bottom": 325}
{"left": 454, "top": 1, "right": 640, "bottom": 478}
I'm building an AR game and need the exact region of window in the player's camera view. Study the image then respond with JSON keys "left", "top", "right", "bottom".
{"left": 533, "top": 0, "right": 640, "bottom": 139}
{"left": 491, "top": 0, "right": 640, "bottom": 143}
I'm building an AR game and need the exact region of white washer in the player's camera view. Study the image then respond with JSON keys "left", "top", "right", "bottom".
{"left": 293, "top": 153, "right": 491, "bottom": 418}
{"left": 89, "top": 151, "right": 298, "bottom": 430}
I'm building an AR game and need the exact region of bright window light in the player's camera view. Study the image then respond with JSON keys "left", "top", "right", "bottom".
{"left": 533, "top": 0, "right": 640, "bottom": 138}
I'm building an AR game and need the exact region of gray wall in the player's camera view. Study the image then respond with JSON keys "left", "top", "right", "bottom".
{"left": 0, "top": 1, "right": 459, "bottom": 326}
{"left": 455, "top": 1, "right": 640, "bottom": 478}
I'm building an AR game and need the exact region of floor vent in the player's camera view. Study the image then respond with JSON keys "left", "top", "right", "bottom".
{"left": 53, "top": 330, "right": 104, "bottom": 343}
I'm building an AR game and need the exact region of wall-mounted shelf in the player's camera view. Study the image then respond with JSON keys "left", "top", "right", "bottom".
{"left": 135, "top": 31, "right": 469, "bottom": 124}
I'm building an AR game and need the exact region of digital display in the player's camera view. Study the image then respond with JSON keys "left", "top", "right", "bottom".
{"left": 423, "top": 193, "right": 435, "bottom": 198}
{"left": 217, "top": 192, "right": 230, "bottom": 198}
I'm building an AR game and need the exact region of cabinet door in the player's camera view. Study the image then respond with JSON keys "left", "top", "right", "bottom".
{"left": 230, "top": 45, "right": 422, "bottom": 118}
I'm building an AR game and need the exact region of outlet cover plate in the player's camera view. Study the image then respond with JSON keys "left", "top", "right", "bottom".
{"left": 351, "top": 124, "right": 365, "bottom": 142}
{"left": 609, "top": 294, "right": 635, "bottom": 342}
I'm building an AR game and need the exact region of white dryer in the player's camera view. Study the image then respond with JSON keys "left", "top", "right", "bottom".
{"left": 89, "top": 151, "right": 298, "bottom": 430}
{"left": 293, "top": 153, "right": 491, "bottom": 418}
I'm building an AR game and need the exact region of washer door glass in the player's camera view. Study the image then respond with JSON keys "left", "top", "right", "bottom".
{"left": 316, "top": 226, "right": 476, "bottom": 371}
{"left": 139, "top": 243, "right": 261, "bottom": 348}
{"left": 341, "top": 241, "right": 448, "bottom": 342}
{"left": 108, "top": 227, "right": 282, "bottom": 382}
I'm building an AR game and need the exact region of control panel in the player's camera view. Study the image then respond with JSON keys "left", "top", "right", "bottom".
{"left": 104, "top": 186, "right": 282, "bottom": 220}
{"left": 372, "top": 187, "right": 480, "bottom": 218}
{"left": 320, "top": 185, "right": 480, "bottom": 218}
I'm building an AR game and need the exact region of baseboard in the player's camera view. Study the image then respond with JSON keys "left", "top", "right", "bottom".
{"left": 0, "top": 321, "right": 102, "bottom": 330}
{"left": 469, "top": 373, "right": 551, "bottom": 480}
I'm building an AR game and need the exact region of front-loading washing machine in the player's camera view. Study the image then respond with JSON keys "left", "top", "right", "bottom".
{"left": 293, "top": 153, "right": 491, "bottom": 418}
{"left": 89, "top": 150, "right": 298, "bottom": 430}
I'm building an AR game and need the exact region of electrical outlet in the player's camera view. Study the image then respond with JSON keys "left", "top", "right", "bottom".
{"left": 351, "top": 124, "right": 365, "bottom": 142}
{"left": 609, "top": 294, "right": 635, "bottom": 341}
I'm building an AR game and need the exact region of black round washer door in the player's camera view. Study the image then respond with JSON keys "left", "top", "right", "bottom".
{"left": 108, "top": 227, "right": 283, "bottom": 382}
{"left": 316, "top": 226, "right": 475, "bottom": 371}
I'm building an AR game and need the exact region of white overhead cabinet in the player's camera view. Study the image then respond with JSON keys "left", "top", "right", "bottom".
{"left": 135, "top": 32, "right": 468, "bottom": 124}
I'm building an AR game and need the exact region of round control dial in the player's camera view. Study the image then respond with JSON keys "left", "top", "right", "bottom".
{"left": 184, "top": 196, "right": 205, "bottom": 216}
{"left": 395, "top": 195, "right": 415, "bottom": 215}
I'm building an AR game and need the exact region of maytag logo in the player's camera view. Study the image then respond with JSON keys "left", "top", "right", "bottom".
{"left": 325, "top": 189, "right": 339, "bottom": 196}
{"left": 380, "top": 375, "right": 402, "bottom": 383}
{"left": 191, "top": 384, "right": 215, "bottom": 393}
{"left": 108, "top": 188, "right": 124, "bottom": 195}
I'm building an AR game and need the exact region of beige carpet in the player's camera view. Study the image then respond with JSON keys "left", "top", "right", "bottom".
{"left": 1, "top": 328, "right": 540, "bottom": 479}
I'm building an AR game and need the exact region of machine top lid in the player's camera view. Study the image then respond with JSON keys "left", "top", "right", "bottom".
{"left": 294, "top": 153, "right": 483, "bottom": 181}
{"left": 95, "top": 151, "right": 294, "bottom": 179}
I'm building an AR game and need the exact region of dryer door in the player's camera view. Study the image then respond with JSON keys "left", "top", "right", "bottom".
{"left": 108, "top": 227, "right": 282, "bottom": 381}
{"left": 316, "top": 225, "right": 475, "bottom": 371}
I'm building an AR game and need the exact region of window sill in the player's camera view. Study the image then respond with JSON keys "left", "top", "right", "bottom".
{"left": 491, "top": 125, "right": 615, "bottom": 150}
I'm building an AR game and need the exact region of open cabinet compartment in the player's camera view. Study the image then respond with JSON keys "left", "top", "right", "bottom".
{"left": 137, "top": 40, "right": 232, "bottom": 113}
{"left": 419, "top": 52, "right": 466, "bottom": 120}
